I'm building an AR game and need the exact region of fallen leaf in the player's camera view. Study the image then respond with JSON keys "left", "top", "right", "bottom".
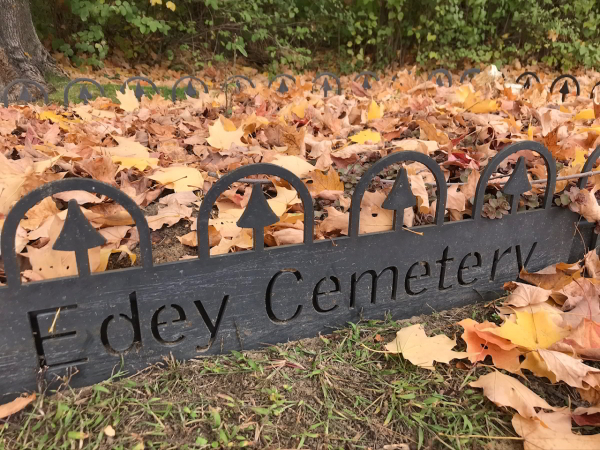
{"left": 367, "top": 100, "right": 384, "bottom": 121}
{"left": 271, "top": 155, "right": 315, "bottom": 178}
{"left": 573, "top": 406, "right": 600, "bottom": 426}
{"left": 146, "top": 198, "right": 193, "bottom": 230}
{"left": 350, "top": 129, "right": 382, "bottom": 144}
{"left": 470, "top": 371, "right": 555, "bottom": 418}
{"left": 206, "top": 116, "right": 246, "bottom": 150}
{"left": 148, "top": 166, "right": 204, "bottom": 192}
{"left": 537, "top": 349, "right": 600, "bottom": 388}
{"left": 503, "top": 282, "right": 552, "bottom": 307}
{"left": 103, "top": 425, "right": 116, "bottom": 437}
{"left": 116, "top": 86, "right": 140, "bottom": 112}
{"left": 385, "top": 324, "right": 468, "bottom": 370}
{"left": 0, "top": 393, "right": 36, "bottom": 419}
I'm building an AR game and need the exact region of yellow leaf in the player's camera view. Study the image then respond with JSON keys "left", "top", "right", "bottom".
{"left": 385, "top": 323, "right": 468, "bottom": 370}
{"left": 291, "top": 101, "right": 307, "bottom": 119}
{"left": 528, "top": 123, "right": 534, "bottom": 140}
{"left": 150, "top": 0, "right": 162, "bottom": 4}
{"left": 350, "top": 129, "right": 381, "bottom": 144}
{"left": 482, "top": 310, "right": 570, "bottom": 350}
{"left": 148, "top": 166, "right": 204, "bottom": 192}
{"left": 166, "top": 0, "right": 176, "bottom": 11}
{"left": 271, "top": 155, "right": 315, "bottom": 178}
{"left": 111, "top": 156, "right": 159, "bottom": 171}
{"left": 464, "top": 92, "right": 499, "bottom": 113}
{"left": 38, "top": 111, "right": 80, "bottom": 130}
{"left": 573, "top": 149, "right": 587, "bottom": 168}
{"left": 115, "top": 86, "right": 140, "bottom": 112}
{"left": 574, "top": 109, "right": 595, "bottom": 120}
{"left": 206, "top": 116, "right": 246, "bottom": 150}
{"left": 559, "top": 105, "right": 571, "bottom": 113}
{"left": 97, "top": 245, "right": 137, "bottom": 272}
{"left": 453, "top": 85, "right": 472, "bottom": 104}
{"left": 306, "top": 169, "right": 344, "bottom": 196}
{"left": 267, "top": 186, "right": 301, "bottom": 217}
{"left": 221, "top": 116, "right": 238, "bottom": 131}
{"left": 367, "top": 100, "right": 384, "bottom": 121}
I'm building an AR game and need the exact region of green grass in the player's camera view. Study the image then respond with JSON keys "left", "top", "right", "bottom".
{"left": 0, "top": 303, "right": 534, "bottom": 450}
{"left": 46, "top": 75, "right": 187, "bottom": 106}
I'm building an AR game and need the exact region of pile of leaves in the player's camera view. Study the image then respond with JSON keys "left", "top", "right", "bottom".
{"left": 2, "top": 64, "right": 600, "bottom": 283}
{"left": 384, "top": 250, "right": 600, "bottom": 449}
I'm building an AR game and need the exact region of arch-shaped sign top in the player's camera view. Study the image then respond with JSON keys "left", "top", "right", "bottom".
{"left": 349, "top": 151, "right": 448, "bottom": 237}
{"left": 1, "top": 178, "right": 154, "bottom": 287}
{"left": 549, "top": 74, "right": 580, "bottom": 100}
{"left": 63, "top": 78, "right": 105, "bottom": 107}
{"left": 222, "top": 75, "right": 255, "bottom": 93}
{"left": 313, "top": 72, "right": 342, "bottom": 97}
{"left": 578, "top": 145, "right": 600, "bottom": 189}
{"left": 171, "top": 75, "right": 209, "bottom": 102}
{"left": 198, "top": 164, "right": 314, "bottom": 258}
{"left": 268, "top": 74, "right": 296, "bottom": 94}
{"left": 472, "top": 141, "right": 556, "bottom": 222}
{"left": 460, "top": 68, "right": 481, "bottom": 84}
{"left": 354, "top": 71, "right": 379, "bottom": 90}
{"left": 515, "top": 71, "right": 541, "bottom": 89}
{"left": 119, "top": 76, "right": 160, "bottom": 101}
{"left": 591, "top": 81, "right": 600, "bottom": 100}
{"left": 2, "top": 79, "right": 49, "bottom": 107}
{"left": 428, "top": 69, "right": 452, "bottom": 87}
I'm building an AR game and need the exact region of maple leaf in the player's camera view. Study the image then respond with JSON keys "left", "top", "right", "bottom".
{"left": 367, "top": 100, "right": 384, "bottom": 121}
{"left": 206, "top": 116, "right": 246, "bottom": 150}
{"left": 568, "top": 186, "right": 600, "bottom": 223}
{"left": 115, "top": 86, "right": 140, "bottom": 112}
{"left": 146, "top": 197, "right": 193, "bottom": 231}
{"left": 270, "top": 155, "right": 315, "bottom": 178}
{"left": 148, "top": 166, "right": 204, "bottom": 192}
{"left": 20, "top": 197, "right": 59, "bottom": 231}
{"left": 551, "top": 319, "right": 600, "bottom": 360}
{"left": 384, "top": 324, "right": 468, "bottom": 370}
{"left": 482, "top": 310, "right": 570, "bottom": 350}
{"left": 502, "top": 282, "right": 552, "bottom": 307}
{"left": 519, "top": 262, "right": 582, "bottom": 291}
{"left": 306, "top": 169, "right": 344, "bottom": 198}
{"left": 470, "top": 371, "right": 555, "bottom": 418}
{"left": 512, "top": 410, "right": 600, "bottom": 450}
{"left": 458, "top": 319, "right": 522, "bottom": 373}
{"left": 537, "top": 349, "right": 600, "bottom": 388}
{"left": 349, "top": 129, "right": 381, "bottom": 144}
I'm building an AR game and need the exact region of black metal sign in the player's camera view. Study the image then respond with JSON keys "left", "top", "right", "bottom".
{"left": 516, "top": 71, "right": 540, "bottom": 90}
{"left": 0, "top": 141, "right": 591, "bottom": 400}
{"left": 313, "top": 72, "right": 342, "bottom": 97}
{"left": 222, "top": 75, "right": 255, "bottom": 93}
{"left": 268, "top": 74, "right": 296, "bottom": 94}
{"left": 171, "top": 75, "right": 209, "bottom": 102}
{"left": 354, "top": 71, "right": 379, "bottom": 90}
{"left": 460, "top": 68, "right": 480, "bottom": 84}
{"left": 63, "top": 78, "right": 105, "bottom": 106}
{"left": 119, "top": 76, "right": 160, "bottom": 101}
{"left": 550, "top": 74, "right": 580, "bottom": 102}
{"left": 429, "top": 68, "right": 452, "bottom": 87}
{"left": 2, "top": 79, "right": 49, "bottom": 107}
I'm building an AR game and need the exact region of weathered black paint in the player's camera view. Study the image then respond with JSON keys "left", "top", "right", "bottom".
{"left": 2, "top": 79, "right": 49, "bottom": 107}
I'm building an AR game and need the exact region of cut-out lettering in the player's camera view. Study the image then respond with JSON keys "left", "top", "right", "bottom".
{"left": 266, "top": 269, "right": 303, "bottom": 323}
{"left": 516, "top": 242, "right": 537, "bottom": 271}
{"left": 194, "top": 296, "right": 229, "bottom": 352}
{"left": 151, "top": 304, "right": 187, "bottom": 346}
{"left": 490, "top": 247, "right": 512, "bottom": 281}
{"left": 458, "top": 252, "right": 482, "bottom": 286}
{"left": 405, "top": 262, "right": 431, "bottom": 296}
{"left": 28, "top": 304, "right": 86, "bottom": 368}
{"left": 101, "top": 292, "right": 142, "bottom": 355}
{"left": 313, "top": 277, "right": 341, "bottom": 313}
{"left": 350, "top": 267, "right": 398, "bottom": 308}
{"left": 436, "top": 246, "right": 454, "bottom": 290}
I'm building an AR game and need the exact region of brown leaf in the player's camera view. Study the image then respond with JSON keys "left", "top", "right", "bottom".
{"left": 146, "top": 198, "right": 192, "bottom": 231}
{"left": 306, "top": 169, "right": 344, "bottom": 197}
{"left": 573, "top": 406, "right": 600, "bottom": 426}
{"left": 416, "top": 120, "right": 449, "bottom": 145}
{"left": 0, "top": 393, "right": 36, "bottom": 419}
{"left": 503, "top": 282, "right": 552, "bottom": 307}
{"left": 538, "top": 349, "right": 600, "bottom": 388}
{"left": 470, "top": 371, "right": 555, "bottom": 418}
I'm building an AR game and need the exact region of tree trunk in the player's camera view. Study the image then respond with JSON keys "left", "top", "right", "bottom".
{"left": 0, "top": 0, "right": 65, "bottom": 100}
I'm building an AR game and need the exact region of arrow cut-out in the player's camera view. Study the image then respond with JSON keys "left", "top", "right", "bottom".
{"left": 278, "top": 79, "right": 289, "bottom": 94}
{"left": 436, "top": 76, "right": 444, "bottom": 87}
{"left": 53, "top": 199, "right": 106, "bottom": 276}
{"left": 559, "top": 80, "right": 570, "bottom": 102}
{"left": 134, "top": 82, "right": 145, "bottom": 101}
{"left": 523, "top": 77, "right": 531, "bottom": 90}
{"left": 18, "top": 86, "right": 32, "bottom": 103}
{"left": 237, "top": 183, "right": 279, "bottom": 251}
{"left": 362, "top": 76, "right": 372, "bottom": 90}
{"left": 185, "top": 81, "right": 198, "bottom": 98}
{"left": 322, "top": 78, "right": 332, "bottom": 97}
{"left": 382, "top": 168, "right": 417, "bottom": 229}
{"left": 78, "top": 85, "right": 92, "bottom": 104}
{"left": 502, "top": 156, "right": 532, "bottom": 214}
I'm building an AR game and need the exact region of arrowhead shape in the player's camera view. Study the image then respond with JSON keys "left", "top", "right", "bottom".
{"left": 134, "top": 82, "right": 145, "bottom": 101}
{"left": 523, "top": 77, "right": 531, "bottom": 90}
{"left": 362, "top": 76, "right": 371, "bottom": 90}
{"left": 235, "top": 80, "right": 242, "bottom": 92}
{"left": 18, "top": 86, "right": 32, "bottom": 103}
{"left": 53, "top": 200, "right": 106, "bottom": 252}
{"left": 237, "top": 183, "right": 279, "bottom": 230}
{"left": 436, "top": 76, "right": 444, "bottom": 87}
{"left": 277, "top": 79, "right": 289, "bottom": 94}
{"left": 185, "top": 81, "right": 198, "bottom": 98}
{"left": 503, "top": 157, "right": 532, "bottom": 198}
{"left": 559, "top": 80, "right": 570, "bottom": 102}
{"left": 322, "top": 78, "right": 332, "bottom": 97}
{"left": 382, "top": 169, "right": 417, "bottom": 212}
{"left": 79, "top": 85, "right": 92, "bottom": 104}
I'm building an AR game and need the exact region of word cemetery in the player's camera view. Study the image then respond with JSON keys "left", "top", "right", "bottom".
{"left": 0, "top": 142, "right": 597, "bottom": 400}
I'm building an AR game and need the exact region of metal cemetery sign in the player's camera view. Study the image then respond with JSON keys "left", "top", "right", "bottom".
{"left": 0, "top": 142, "right": 594, "bottom": 399}
{"left": 2, "top": 69, "right": 599, "bottom": 106}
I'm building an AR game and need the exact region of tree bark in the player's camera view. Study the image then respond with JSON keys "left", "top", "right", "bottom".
{"left": 0, "top": 0, "right": 65, "bottom": 100}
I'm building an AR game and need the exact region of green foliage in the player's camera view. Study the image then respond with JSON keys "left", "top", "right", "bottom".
{"left": 32, "top": 0, "right": 600, "bottom": 71}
